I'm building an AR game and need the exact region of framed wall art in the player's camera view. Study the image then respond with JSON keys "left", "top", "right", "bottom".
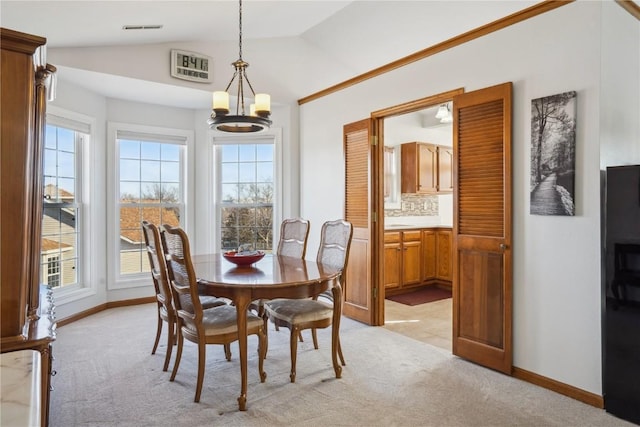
{"left": 530, "top": 91, "right": 577, "bottom": 216}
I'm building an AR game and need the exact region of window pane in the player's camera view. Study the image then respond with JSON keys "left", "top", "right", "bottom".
{"left": 120, "top": 182, "right": 140, "bottom": 202}
{"left": 161, "top": 161, "right": 180, "bottom": 183}
{"left": 221, "top": 163, "right": 238, "bottom": 183}
{"left": 140, "top": 183, "right": 161, "bottom": 201}
{"left": 120, "top": 159, "right": 141, "bottom": 181}
{"left": 58, "top": 151, "right": 75, "bottom": 179}
{"left": 45, "top": 125, "right": 57, "bottom": 149}
{"left": 121, "top": 250, "right": 143, "bottom": 275}
{"left": 161, "top": 207, "right": 181, "bottom": 227}
{"left": 256, "top": 162, "right": 273, "bottom": 182}
{"left": 238, "top": 144, "right": 255, "bottom": 162}
{"left": 161, "top": 144, "right": 180, "bottom": 161}
{"left": 221, "top": 145, "right": 238, "bottom": 162}
{"left": 256, "top": 144, "right": 273, "bottom": 162}
{"left": 221, "top": 183, "right": 238, "bottom": 203}
{"left": 141, "top": 160, "right": 160, "bottom": 181}
{"left": 57, "top": 178, "right": 75, "bottom": 199}
{"left": 57, "top": 128, "right": 75, "bottom": 152}
{"left": 161, "top": 183, "right": 179, "bottom": 203}
{"left": 44, "top": 149, "right": 57, "bottom": 176}
{"left": 120, "top": 140, "right": 140, "bottom": 159}
{"left": 239, "top": 162, "right": 256, "bottom": 182}
{"left": 141, "top": 142, "right": 160, "bottom": 160}
{"left": 256, "top": 183, "right": 273, "bottom": 203}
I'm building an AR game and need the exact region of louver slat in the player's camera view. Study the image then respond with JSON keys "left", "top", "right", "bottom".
{"left": 457, "top": 99, "right": 504, "bottom": 237}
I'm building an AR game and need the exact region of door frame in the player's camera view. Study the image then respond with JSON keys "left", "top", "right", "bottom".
{"left": 370, "top": 88, "right": 464, "bottom": 326}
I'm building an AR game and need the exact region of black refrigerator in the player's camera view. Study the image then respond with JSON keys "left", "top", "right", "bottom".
{"left": 603, "top": 164, "right": 640, "bottom": 424}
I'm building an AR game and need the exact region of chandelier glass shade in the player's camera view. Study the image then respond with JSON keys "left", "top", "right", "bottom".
{"left": 208, "top": 0, "right": 271, "bottom": 133}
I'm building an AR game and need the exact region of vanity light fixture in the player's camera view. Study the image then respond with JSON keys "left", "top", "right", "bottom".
{"left": 207, "top": 0, "right": 271, "bottom": 133}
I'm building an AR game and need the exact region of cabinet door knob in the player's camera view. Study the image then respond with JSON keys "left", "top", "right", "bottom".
{"left": 499, "top": 243, "right": 508, "bottom": 251}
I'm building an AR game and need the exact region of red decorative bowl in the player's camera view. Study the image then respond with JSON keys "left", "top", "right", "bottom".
{"left": 223, "top": 251, "right": 265, "bottom": 266}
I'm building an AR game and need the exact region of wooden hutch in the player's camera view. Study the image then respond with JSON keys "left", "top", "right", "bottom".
{"left": 1, "top": 27, "right": 57, "bottom": 426}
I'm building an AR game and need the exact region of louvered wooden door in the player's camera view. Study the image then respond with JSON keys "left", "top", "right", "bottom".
{"left": 343, "top": 119, "right": 375, "bottom": 324}
{"left": 452, "top": 82, "right": 513, "bottom": 374}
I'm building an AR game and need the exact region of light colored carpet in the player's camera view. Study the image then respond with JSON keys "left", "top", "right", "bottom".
{"left": 50, "top": 303, "right": 632, "bottom": 427}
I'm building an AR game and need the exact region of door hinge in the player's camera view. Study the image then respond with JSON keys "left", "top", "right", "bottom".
{"left": 371, "top": 135, "right": 378, "bottom": 146}
{"left": 372, "top": 211, "right": 377, "bottom": 222}
{"left": 373, "top": 287, "right": 378, "bottom": 299}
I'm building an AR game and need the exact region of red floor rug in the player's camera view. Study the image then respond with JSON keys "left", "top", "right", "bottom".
{"left": 386, "top": 287, "right": 452, "bottom": 306}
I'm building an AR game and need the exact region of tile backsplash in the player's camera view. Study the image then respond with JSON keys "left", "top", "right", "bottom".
{"left": 385, "top": 193, "right": 438, "bottom": 217}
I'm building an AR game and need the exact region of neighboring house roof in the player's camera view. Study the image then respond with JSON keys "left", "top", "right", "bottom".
{"left": 41, "top": 237, "right": 71, "bottom": 252}
{"left": 42, "top": 187, "right": 180, "bottom": 246}
{"left": 44, "top": 184, "right": 74, "bottom": 201}
{"left": 119, "top": 200, "right": 180, "bottom": 245}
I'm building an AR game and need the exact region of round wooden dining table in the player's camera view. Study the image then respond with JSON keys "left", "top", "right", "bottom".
{"left": 191, "top": 253, "right": 342, "bottom": 411}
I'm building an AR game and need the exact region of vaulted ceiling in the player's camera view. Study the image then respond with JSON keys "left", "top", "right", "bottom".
{"left": 2, "top": 1, "right": 540, "bottom": 108}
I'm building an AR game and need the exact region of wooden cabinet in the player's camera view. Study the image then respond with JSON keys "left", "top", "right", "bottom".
{"left": 400, "top": 142, "right": 453, "bottom": 194}
{"left": 383, "top": 230, "right": 422, "bottom": 290}
{"left": 401, "top": 142, "right": 438, "bottom": 194}
{"left": 385, "top": 227, "right": 452, "bottom": 293}
{"left": 438, "top": 146, "right": 454, "bottom": 193}
{"left": 1, "top": 27, "right": 56, "bottom": 427}
{"left": 436, "top": 229, "right": 453, "bottom": 281}
{"left": 422, "top": 229, "right": 437, "bottom": 281}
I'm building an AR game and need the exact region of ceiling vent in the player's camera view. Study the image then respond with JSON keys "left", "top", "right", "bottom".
{"left": 122, "top": 25, "right": 163, "bottom": 30}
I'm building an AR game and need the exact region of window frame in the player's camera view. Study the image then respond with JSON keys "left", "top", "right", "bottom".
{"left": 107, "top": 122, "right": 194, "bottom": 290}
{"left": 44, "top": 106, "right": 94, "bottom": 303}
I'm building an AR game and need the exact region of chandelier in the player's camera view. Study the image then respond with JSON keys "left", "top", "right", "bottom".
{"left": 207, "top": 0, "right": 271, "bottom": 133}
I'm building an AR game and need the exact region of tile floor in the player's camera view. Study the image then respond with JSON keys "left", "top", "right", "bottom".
{"left": 382, "top": 297, "right": 452, "bottom": 352}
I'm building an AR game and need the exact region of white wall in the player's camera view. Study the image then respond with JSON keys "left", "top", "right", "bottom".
{"left": 299, "top": 1, "right": 639, "bottom": 395}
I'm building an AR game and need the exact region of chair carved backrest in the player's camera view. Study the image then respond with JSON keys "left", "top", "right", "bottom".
{"left": 161, "top": 224, "right": 203, "bottom": 333}
{"left": 142, "top": 221, "right": 173, "bottom": 311}
{"left": 316, "top": 219, "right": 353, "bottom": 290}
{"left": 277, "top": 218, "right": 310, "bottom": 258}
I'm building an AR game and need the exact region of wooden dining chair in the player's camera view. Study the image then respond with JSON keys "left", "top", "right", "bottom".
{"left": 142, "top": 221, "right": 227, "bottom": 372}
{"left": 263, "top": 219, "right": 353, "bottom": 382}
{"left": 251, "top": 218, "right": 310, "bottom": 337}
{"left": 162, "top": 224, "right": 266, "bottom": 403}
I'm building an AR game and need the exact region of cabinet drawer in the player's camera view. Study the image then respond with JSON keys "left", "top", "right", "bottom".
{"left": 384, "top": 232, "right": 400, "bottom": 243}
{"left": 403, "top": 230, "right": 422, "bottom": 241}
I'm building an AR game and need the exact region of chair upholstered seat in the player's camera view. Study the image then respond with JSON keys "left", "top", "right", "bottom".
{"left": 179, "top": 294, "right": 226, "bottom": 313}
{"left": 265, "top": 299, "right": 332, "bottom": 324}
{"left": 180, "top": 304, "right": 263, "bottom": 336}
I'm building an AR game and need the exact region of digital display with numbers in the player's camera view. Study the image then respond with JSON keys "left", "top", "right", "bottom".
{"left": 170, "top": 49, "right": 213, "bottom": 83}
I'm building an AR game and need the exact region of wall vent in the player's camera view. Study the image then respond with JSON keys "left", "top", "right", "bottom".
{"left": 122, "top": 25, "right": 163, "bottom": 30}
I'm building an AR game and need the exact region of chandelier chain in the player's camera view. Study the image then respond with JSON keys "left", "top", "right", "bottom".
{"left": 238, "top": 0, "right": 243, "bottom": 60}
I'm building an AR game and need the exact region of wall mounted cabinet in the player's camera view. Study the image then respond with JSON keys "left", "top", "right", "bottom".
{"left": 400, "top": 142, "right": 453, "bottom": 194}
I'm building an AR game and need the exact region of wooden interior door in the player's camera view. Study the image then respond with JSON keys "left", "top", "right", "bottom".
{"left": 452, "top": 82, "right": 513, "bottom": 374}
{"left": 343, "top": 119, "right": 375, "bottom": 324}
